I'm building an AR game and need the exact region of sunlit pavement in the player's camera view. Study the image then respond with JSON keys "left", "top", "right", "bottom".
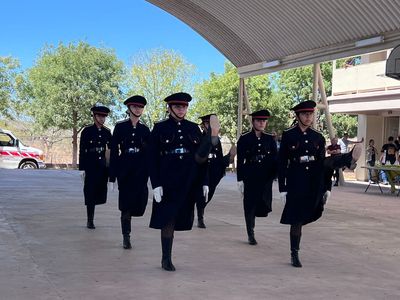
{"left": 0, "top": 169, "right": 399, "bottom": 300}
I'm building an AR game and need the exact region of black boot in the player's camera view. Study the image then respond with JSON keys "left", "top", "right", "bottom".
{"left": 86, "top": 205, "right": 95, "bottom": 229}
{"left": 121, "top": 211, "right": 132, "bottom": 249}
{"left": 245, "top": 213, "right": 257, "bottom": 245}
{"left": 123, "top": 234, "right": 132, "bottom": 249}
{"left": 290, "top": 234, "right": 302, "bottom": 268}
{"left": 197, "top": 207, "right": 206, "bottom": 228}
{"left": 161, "top": 237, "right": 175, "bottom": 271}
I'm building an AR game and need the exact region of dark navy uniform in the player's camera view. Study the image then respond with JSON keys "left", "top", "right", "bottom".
{"left": 149, "top": 116, "right": 204, "bottom": 230}
{"left": 237, "top": 109, "right": 277, "bottom": 245}
{"left": 195, "top": 114, "right": 231, "bottom": 228}
{"left": 109, "top": 95, "right": 150, "bottom": 249}
{"left": 79, "top": 105, "right": 111, "bottom": 229}
{"left": 278, "top": 100, "right": 325, "bottom": 268}
{"left": 204, "top": 138, "right": 230, "bottom": 202}
{"left": 237, "top": 130, "right": 278, "bottom": 217}
{"left": 110, "top": 119, "right": 150, "bottom": 214}
{"left": 148, "top": 92, "right": 212, "bottom": 272}
{"left": 278, "top": 124, "right": 325, "bottom": 225}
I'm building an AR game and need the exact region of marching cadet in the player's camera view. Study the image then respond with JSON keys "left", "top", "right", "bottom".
{"left": 278, "top": 100, "right": 325, "bottom": 268}
{"left": 79, "top": 105, "right": 112, "bottom": 229}
{"left": 148, "top": 92, "right": 219, "bottom": 271}
{"left": 196, "top": 114, "right": 236, "bottom": 228}
{"left": 236, "top": 110, "right": 278, "bottom": 245}
{"left": 109, "top": 95, "right": 150, "bottom": 249}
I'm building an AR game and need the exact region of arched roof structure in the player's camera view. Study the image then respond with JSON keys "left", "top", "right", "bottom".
{"left": 146, "top": 0, "right": 400, "bottom": 77}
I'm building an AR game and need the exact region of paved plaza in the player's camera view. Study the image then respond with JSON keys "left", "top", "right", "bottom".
{"left": 0, "top": 169, "right": 399, "bottom": 299}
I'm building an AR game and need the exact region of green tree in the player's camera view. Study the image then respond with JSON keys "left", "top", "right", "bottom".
{"left": 275, "top": 63, "right": 358, "bottom": 136}
{"left": 275, "top": 62, "right": 333, "bottom": 103}
{"left": 127, "top": 48, "right": 196, "bottom": 128}
{"left": 193, "top": 62, "right": 292, "bottom": 143}
{"left": 331, "top": 114, "right": 358, "bottom": 137}
{"left": 18, "top": 41, "right": 125, "bottom": 167}
{"left": 0, "top": 56, "right": 20, "bottom": 118}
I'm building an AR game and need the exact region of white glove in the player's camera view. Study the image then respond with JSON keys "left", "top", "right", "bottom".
{"left": 108, "top": 182, "right": 115, "bottom": 192}
{"left": 153, "top": 187, "right": 163, "bottom": 203}
{"left": 280, "top": 192, "right": 287, "bottom": 205}
{"left": 203, "top": 185, "right": 209, "bottom": 199}
{"left": 322, "top": 190, "right": 331, "bottom": 205}
{"left": 237, "top": 181, "right": 244, "bottom": 195}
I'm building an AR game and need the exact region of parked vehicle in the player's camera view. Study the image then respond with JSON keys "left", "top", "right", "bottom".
{"left": 0, "top": 128, "right": 46, "bottom": 169}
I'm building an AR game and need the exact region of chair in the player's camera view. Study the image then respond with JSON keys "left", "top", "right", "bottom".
{"left": 364, "top": 168, "right": 383, "bottom": 194}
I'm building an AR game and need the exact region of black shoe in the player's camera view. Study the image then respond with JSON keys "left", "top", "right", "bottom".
{"left": 87, "top": 221, "right": 95, "bottom": 229}
{"left": 248, "top": 235, "right": 258, "bottom": 245}
{"left": 291, "top": 251, "right": 302, "bottom": 268}
{"left": 123, "top": 235, "right": 132, "bottom": 249}
{"left": 197, "top": 219, "right": 206, "bottom": 228}
{"left": 161, "top": 258, "right": 176, "bottom": 271}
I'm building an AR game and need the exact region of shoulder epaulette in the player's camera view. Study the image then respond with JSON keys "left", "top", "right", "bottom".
{"left": 309, "top": 127, "right": 323, "bottom": 134}
{"left": 115, "top": 119, "right": 129, "bottom": 125}
{"left": 283, "top": 125, "right": 297, "bottom": 132}
{"left": 241, "top": 130, "right": 251, "bottom": 136}
{"left": 154, "top": 118, "right": 169, "bottom": 124}
{"left": 185, "top": 119, "right": 198, "bottom": 126}
{"left": 103, "top": 125, "right": 111, "bottom": 132}
{"left": 263, "top": 132, "right": 274, "bottom": 136}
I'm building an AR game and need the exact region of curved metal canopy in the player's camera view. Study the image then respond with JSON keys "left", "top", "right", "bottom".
{"left": 146, "top": 0, "right": 400, "bottom": 77}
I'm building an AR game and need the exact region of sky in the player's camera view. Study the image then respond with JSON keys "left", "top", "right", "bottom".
{"left": 1, "top": 0, "right": 227, "bottom": 80}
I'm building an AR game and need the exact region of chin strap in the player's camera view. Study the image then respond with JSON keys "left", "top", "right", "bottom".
{"left": 295, "top": 114, "right": 310, "bottom": 129}
{"left": 93, "top": 115, "right": 103, "bottom": 127}
{"left": 169, "top": 106, "right": 185, "bottom": 120}
{"left": 128, "top": 106, "right": 141, "bottom": 118}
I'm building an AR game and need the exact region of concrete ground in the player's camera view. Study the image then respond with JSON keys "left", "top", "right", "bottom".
{"left": 0, "top": 169, "right": 399, "bottom": 300}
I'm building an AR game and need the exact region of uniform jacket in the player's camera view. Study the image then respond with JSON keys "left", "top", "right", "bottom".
{"left": 237, "top": 129, "right": 278, "bottom": 216}
{"left": 109, "top": 119, "right": 150, "bottom": 215}
{"left": 79, "top": 124, "right": 112, "bottom": 206}
{"left": 148, "top": 116, "right": 206, "bottom": 231}
{"left": 278, "top": 124, "right": 325, "bottom": 225}
{"left": 204, "top": 136, "right": 230, "bottom": 203}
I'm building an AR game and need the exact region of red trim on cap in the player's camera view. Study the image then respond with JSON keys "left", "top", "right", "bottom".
{"left": 295, "top": 108, "right": 315, "bottom": 112}
{"left": 252, "top": 116, "right": 270, "bottom": 119}
{"left": 127, "top": 102, "right": 145, "bottom": 108}
{"left": 168, "top": 100, "right": 189, "bottom": 106}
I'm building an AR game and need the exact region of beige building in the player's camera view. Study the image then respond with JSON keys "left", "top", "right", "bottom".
{"left": 328, "top": 50, "right": 400, "bottom": 180}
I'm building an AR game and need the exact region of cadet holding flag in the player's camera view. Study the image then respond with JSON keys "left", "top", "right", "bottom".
{"left": 236, "top": 109, "right": 278, "bottom": 245}
{"left": 79, "top": 105, "right": 112, "bottom": 229}
{"left": 109, "top": 95, "right": 150, "bottom": 249}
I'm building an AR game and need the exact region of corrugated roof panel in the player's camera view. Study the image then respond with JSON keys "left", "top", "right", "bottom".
{"left": 146, "top": 0, "right": 400, "bottom": 75}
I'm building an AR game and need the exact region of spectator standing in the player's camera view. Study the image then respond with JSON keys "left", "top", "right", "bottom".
{"left": 326, "top": 137, "right": 341, "bottom": 186}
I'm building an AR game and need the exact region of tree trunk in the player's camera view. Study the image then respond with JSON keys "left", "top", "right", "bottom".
{"left": 72, "top": 111, "right": 78, "bottom": 168}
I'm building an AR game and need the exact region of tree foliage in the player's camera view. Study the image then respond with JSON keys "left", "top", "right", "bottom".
{"left": 275, "top": 62, "right": 333, "bottom": 103}
{"left": 18, "top": 41, "right": 125, "bottom": 166}
{"left": 275, "top": 62, "right": 358, "bottom": 136}
{"left": 330, "top": 114, "right": 358, "bottom": 137}
{"left": 0, "top": 56, "right": 20, "bottom": 118}
{"left": 127, "top": 48, "right": 195, "bottom": 128}
{"left": 193, "top": 62, "right": 292, "bottom": 143}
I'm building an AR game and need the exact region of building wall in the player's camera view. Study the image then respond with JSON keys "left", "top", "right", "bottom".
{"left": 356, "top": 115, "right": 384, "bottom": 181}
